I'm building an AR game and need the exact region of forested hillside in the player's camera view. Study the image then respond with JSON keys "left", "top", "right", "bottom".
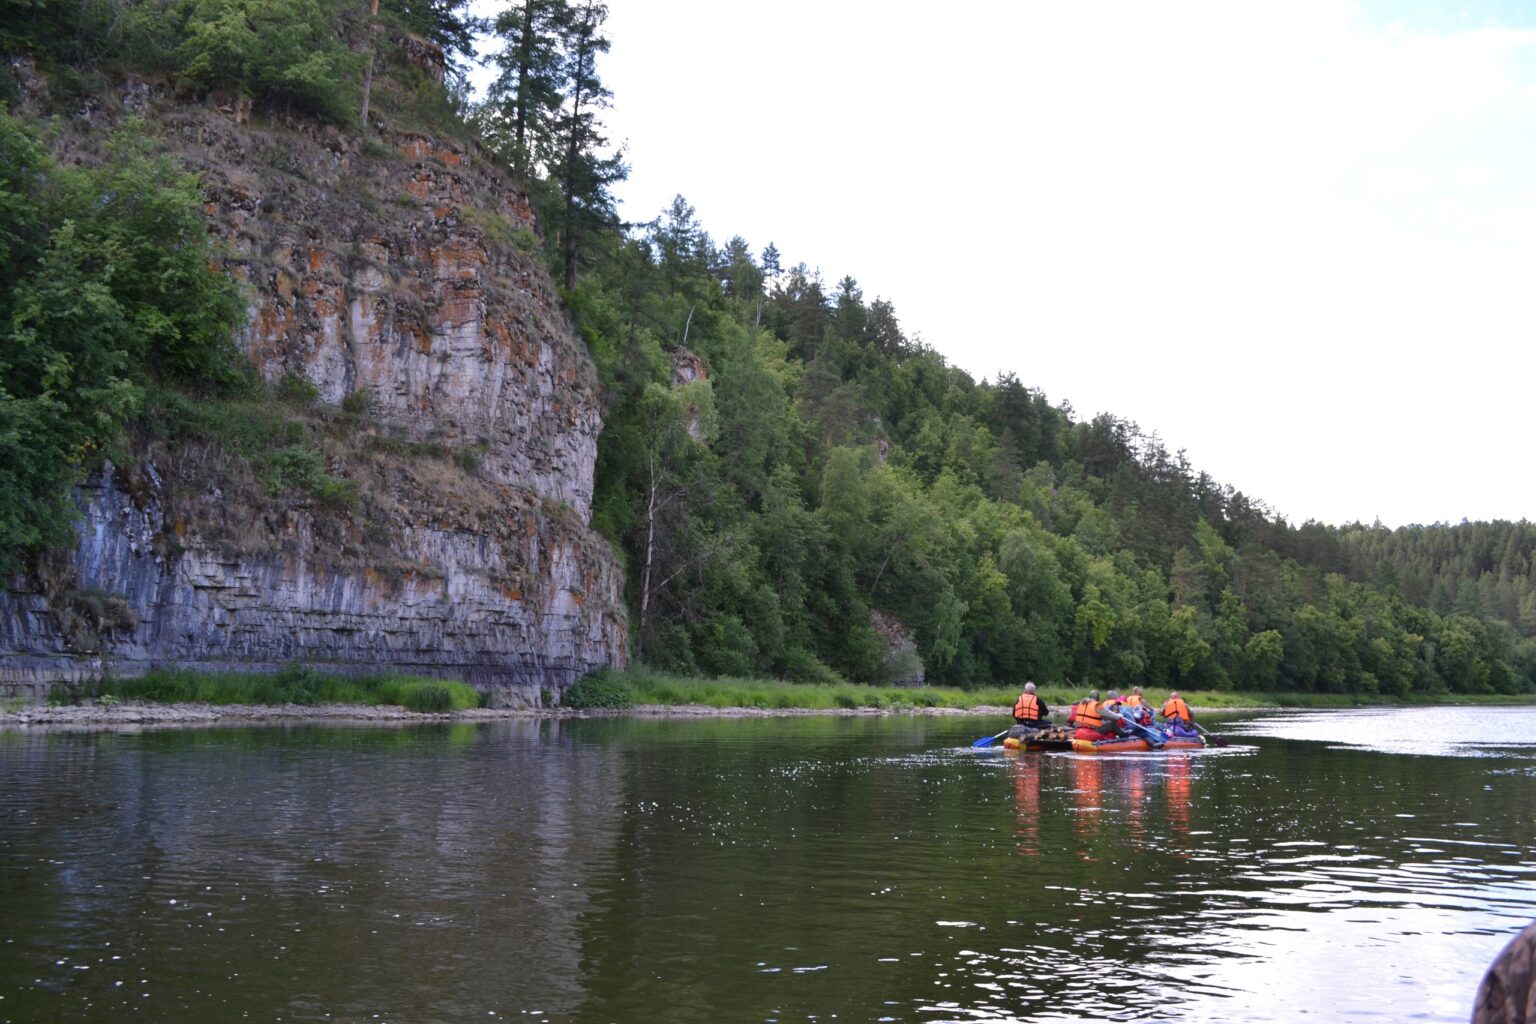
{"left": 564, "top": 195, "right": 1535, "bottom": 695}
{"left": 3, "top": 0, "right": 1532, "bottom": 696}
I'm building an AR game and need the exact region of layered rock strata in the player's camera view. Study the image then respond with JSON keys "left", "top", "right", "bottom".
{"left": 0, "top": 86, "right": 629, "bottom": 704}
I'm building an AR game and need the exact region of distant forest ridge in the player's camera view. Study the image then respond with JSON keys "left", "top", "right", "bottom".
{"left": 1, "top": 0, "right": 1532, "bottom": 695}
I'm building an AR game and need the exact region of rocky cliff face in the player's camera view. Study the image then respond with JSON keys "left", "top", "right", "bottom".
{"left": 0, "top": 81, "right": 629, "bottom": 705}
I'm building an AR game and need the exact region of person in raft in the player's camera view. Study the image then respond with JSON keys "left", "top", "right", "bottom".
{"left": 1012, "top": 681, "right": 1050, "bottom": 729}
{"left": 1100, "top": 691, "right": 1134, "bottom": 734}
{"left": 1067, "top": 690, "right": 1118, "bottom": 741}
{"left": 1124, "top": 687, "right": 1154, "bottom": 726}
{"left": 1160, "top": 691, "right": 1198, "bottom": 739}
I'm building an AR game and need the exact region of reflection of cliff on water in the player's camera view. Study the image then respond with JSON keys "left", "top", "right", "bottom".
{"left": 0, "top": 720, "right": 627, "bottom": 1022}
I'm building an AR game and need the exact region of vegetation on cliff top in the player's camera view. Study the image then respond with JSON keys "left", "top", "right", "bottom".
{"left": 3, "top": 2, "right": 1533, "bottom": 701}
{"left": 0, "top": 109, "right": 244, "bottom": 576}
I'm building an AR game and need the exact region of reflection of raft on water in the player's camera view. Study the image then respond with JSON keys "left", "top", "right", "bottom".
{"left": 1000, "top": 725, "right": 1206, "bottom": 753}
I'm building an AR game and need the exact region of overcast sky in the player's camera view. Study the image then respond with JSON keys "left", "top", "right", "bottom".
{"left": 478, "top": 1, "right": 1536, "bottom": 528}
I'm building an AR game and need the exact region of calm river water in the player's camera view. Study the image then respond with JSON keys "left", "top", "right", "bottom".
{"left": 2, "top": 707, "right": 1534, "bottom": 1023}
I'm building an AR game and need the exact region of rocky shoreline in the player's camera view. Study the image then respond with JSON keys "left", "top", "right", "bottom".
{"left": 0, "top": 700, "right": 1012, "bottom": 730}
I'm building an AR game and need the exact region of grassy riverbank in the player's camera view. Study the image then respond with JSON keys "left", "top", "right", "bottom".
{"left": 84, "top": 665, "right": 482, "bottom": 713}
{"left": 21, "top": 664, "right": 1535, "bottom": 718}
{"left": 572, "top": 669, "right": 1536, "bottom": 712}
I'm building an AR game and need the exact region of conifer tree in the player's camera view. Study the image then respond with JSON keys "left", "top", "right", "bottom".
{"left": 552, "top": 0, "right": 624, "bottom": 289}
{"left": 486, "top": 0, "right": 569, "bottom": 176}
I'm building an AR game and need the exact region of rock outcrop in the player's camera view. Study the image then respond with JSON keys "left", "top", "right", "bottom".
{"left": 0, "top": 82, "right": 629, "bottom": 705}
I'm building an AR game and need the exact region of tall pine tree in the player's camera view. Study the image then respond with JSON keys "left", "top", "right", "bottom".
{"left": 552, "top": 0, "right": 624, "bottom": 289}
{"left": 485, "top": 0, "right": 568, "bottom": 177}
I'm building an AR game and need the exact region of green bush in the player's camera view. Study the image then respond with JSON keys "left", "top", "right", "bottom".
{"left": 339, "top": 388, "right": 375, "bottom": 418}
{"left": 562, "top": 672, "right": 635, "bottom": 709}
{"left": 275, "top": 373, "right": 320, "bottom": 405}
{"left": 781, "top": 647, "right": 842, "bottom": 685}
{"left": 255, "top": 443, "right": 356, "bottom": 507}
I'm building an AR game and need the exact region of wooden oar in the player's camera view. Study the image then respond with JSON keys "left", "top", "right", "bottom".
{"left": 972, "top": 728, "right": 1011, "bottom": 748}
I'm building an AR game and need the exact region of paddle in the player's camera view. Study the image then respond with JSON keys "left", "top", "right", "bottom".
{"left": 1102, "top": 705, "right": 1165, "bottom": 749}
{"left": 1193, "top": 721, "right": 1229, "bottom": 748}
{"left": 972, "top": 728, "right": 1011, "bottom": 749}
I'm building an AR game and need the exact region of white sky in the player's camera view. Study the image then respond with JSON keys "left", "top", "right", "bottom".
{"left": 476, "top": 1, "right": 1536, "bottom": 528}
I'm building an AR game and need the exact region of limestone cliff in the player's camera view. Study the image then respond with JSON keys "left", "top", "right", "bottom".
{"left": 0, "top": 79, "right": 629, "bottom": 705}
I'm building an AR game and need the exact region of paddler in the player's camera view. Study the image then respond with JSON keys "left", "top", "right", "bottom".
{"left": 1124, "top": 686, "right": 1153, "bottom": 726}
{"left": 1067, "top": 689, "right": 1116, "bottom": 741}
{"left": 1012, "top": 681, "right": 1050, "bottom": 729}
{"left": 1100, "top": 690, "right": 1131, "bottom": 735}
{"left": 1160, "top": 690, "right": 1198, "bottom": 739}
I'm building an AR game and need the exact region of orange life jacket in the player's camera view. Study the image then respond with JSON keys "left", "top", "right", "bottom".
{"left": 1014, "top": 692, "right": 1041, "bottom": 721}
{"left": 1161, "top": 696, "right": 1192, "bottom": 722}
{"left": 1125, "top": 693, "right": 1145, "bottom": 707}
{"left": 1074, "top": 699, "right": 1104, "bottom": 729}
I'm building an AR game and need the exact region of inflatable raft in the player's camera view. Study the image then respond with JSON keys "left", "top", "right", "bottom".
{"left": 1001, "top": 725, "right": 1074, "bottom": 751}
{"left": 1069, "top": 735, "right": 1205, "bottom": 754}
{"left": 998, "top": 724, "right": 1205, "bottom": 753}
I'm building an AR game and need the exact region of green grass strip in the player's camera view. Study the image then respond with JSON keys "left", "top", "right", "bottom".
{"left": 569, "top": 669, "right": 1536, "bottom": 712}
{"left": 96, "top": 665, "right": 481, "bottom": 711}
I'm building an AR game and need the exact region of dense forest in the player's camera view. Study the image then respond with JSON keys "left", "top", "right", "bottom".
{"left": 3, "top": 0, "right": 1533, "bottom": 695}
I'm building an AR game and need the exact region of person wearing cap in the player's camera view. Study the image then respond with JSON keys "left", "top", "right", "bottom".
{"left": 1012, "top": 681, "right": 1050, "bottom": 729}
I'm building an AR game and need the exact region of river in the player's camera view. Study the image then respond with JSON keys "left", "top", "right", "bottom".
{"left": 1, "top": 707, "right": 1532, "bottom": 1023}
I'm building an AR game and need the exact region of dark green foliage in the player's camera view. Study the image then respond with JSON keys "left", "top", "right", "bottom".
{"left": 2, "top": 0, "right": 368, "bottom": 123}
{"left": 567, "top": 180, "right": 1535, "bottom": 696}
{"left": 562, "top": 671, "right": 634, "bottom": 708}
{"left": 385, "top": 0, "right": 480, "bottom": 67}
{"left": 1, "top": 0, "right": 132, "bottom": 71}
{"left": 0, "top": 110, "right": 243, "bottom": 576}
{"left": 176, "top": 0, "right": 362, "bottom": 122}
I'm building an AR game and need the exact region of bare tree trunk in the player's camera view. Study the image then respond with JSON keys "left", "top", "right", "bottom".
{"left": 638, "top": 451, "right": 658, "bottom": 652}
{"left": 358, "top": 0, "right": 380, "bottom": 128}
{"left": 562, "top": 124, "right": 579, "bottom": 289}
